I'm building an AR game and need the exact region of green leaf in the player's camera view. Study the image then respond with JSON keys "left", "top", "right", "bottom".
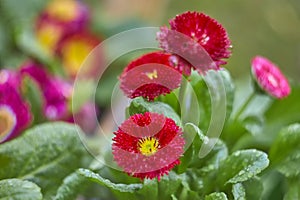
{"left": 232, "top": 183, "right": 246, "bottom": 200}
{"left": 0, "top": 122, "right": 88, "bottom": 199}
{"left": 0, "top": 179, "right": 43, "bottom": 200}
{"left": 180, "top": 123, "right": 205, "bottom": 171}
{"left": 135, "top": 179, "right": 158, "bottom": 200}
{"left": 190, "top": 70, "right": 211, "bottom": 131}
{"left": 21, "top": 75, "right": 45, "bottom": 124}
{"left": 128, "top": 97, "right": 181, "bottom": 126}
{"left": 157, "top": 172, "right": 182, "bottom": 200}
{"left": 72, "top": 79, "right": 95, "bottom": 112}
{"left": 205, "top": 192, "right": 228, "bottom": 200}
{"left": 54, "top": 171, "right": 88, "bottom": 200}
{"left": 157, "top": 89, "right": 180, "bottom": 115}
{"left": 217, "top": 149, "right": 269, "bottom": 185}
{"left": 242, "top": 115, "right": 264, "bottom": 136}
{"left": 269, "top": 123, "right": 300, "bottom": 177}
{"left": 78, "top": 168, "right": 143, "bottom": 193}
{"left": 264, "top": 84, "right": 300, "bottom": 140}
{"left": 184, "top": 123, "right": 228, "bottom": 173}
{"left": 125, "top": 172, "right": 182, "bottom": 200}
{"left": 243, "top": 177, "right": 263, "bottom": 200}
{"left": 284, "top": 180, "right": 300, "bottom": 200}
{"left": 177, "top": 174, "right": 200, "bottom": 200}
{"left": 190, "top": 69, "right": 234, "bottom": 132}
{"left": 218, "top": 69, "right": 235, "bottom": 120}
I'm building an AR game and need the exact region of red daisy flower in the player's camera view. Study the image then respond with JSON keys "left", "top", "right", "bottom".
{"left": 157, "top": 12, "right": 232, "bottom": 72}
{"left": 112, "top": 112, "right": 184, "bottom": 180}
{"left": 251, "top": 56, "right": 291, "bottom": 99}
{"left": 120, "top": 52, "right": 183, "bottom": 101}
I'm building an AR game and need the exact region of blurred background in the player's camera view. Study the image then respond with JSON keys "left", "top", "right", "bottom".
{"left": 0, "top": 0, "right": 299, "bottom": 80}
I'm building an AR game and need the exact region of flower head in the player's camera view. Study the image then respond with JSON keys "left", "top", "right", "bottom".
{"left": 57, "top": 32, "right": 101, "bottom": 77}
{"left": 120, "top": 52, "right": 183, "bottom": 101}
{"left": 112, "top": 112, "right": 184, "bottom": 180}
{"left": 0, "top": 80, "right": 32, "bottom": 143}
{"left": 41, "top": 0, "right": 89, "bottom": 30}
{"left": 251, "top": 56, "right": 291, "bottom": 99}
{"left": 157, "top": 12, "right": 232, "bottom": 72}
{"left": 20, "top": 62, "right": 72, "bottom": 120}
{"left": 36, "top": 0, "right": 89, "bottom": 55}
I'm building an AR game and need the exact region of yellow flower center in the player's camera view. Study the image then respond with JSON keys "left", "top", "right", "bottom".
{"left": 146, "top": 70, "right": 158, "bottom": 80}
{"left": 0, "top": 106, "right": 16, "bottom": 140}
{"left": 62, "top": 39, "right": 94, "bottom": 76}
{"left": 36, "top": 24, "right": 62, "bottom": 55}
{"left": 137, "top": 137, "right": 160, "bottom": 156}
{"left": 46, "top": 0, "right": 78, "bottom": 22}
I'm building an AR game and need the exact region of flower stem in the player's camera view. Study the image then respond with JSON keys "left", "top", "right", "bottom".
{"left": 233, "top": 91, "right": 256, "bottom": 120}
{"left": 178, "top": 75, "right": 188, "bottom": 106}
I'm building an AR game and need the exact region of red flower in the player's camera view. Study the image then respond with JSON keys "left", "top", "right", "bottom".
{"left": 251, "top": 56, "right": 291, "bottom": 99}
{"left": 120, "top": 52, "right": 183, "bottom": 101}
{"left": 157, "top": 12, "right": 232, "bottom": 72}
{"left": 112, "top": 112, "right": 184, "bottom": 180}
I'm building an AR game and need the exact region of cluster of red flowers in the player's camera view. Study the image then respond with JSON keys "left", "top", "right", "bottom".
{"left": 119, "top": 11, "right": 232, "bottom": 101}
{"left": 114, "top": 11, "right": 291, "bottom": 181}
{"left": 115, "top": 11, "right": 233, "bottom": 180}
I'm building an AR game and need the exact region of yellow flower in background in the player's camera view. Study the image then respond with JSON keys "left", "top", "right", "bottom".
{"left": 36, "top": 22, "right": 63, "bottom": 55}
{"left": 36, "top": 0, "right": 89, "bottom": 55}
{"left": 45, "top": 0, "right": 79, "bottom": 22}
{"left": 57, "top": 32, "right": 101, "bottom": 77}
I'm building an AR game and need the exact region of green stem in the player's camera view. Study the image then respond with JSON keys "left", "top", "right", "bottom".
{"left": 178, "top": 75, "right": 188, "bottom": 106}
{"left": 233, "top": 91, "right": 256, "bottom": 120}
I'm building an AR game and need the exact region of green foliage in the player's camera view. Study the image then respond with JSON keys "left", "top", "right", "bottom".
{"left": 284, "top": 180, "right": 300, "bottom": 200}
{"left": 0, "top": 0, "right": 299, "bottom": 199}
{"left": 217, "top": 149, "right": 269, "bottom": 185}
{"left": 270, "top": 123, "right": 300, "bottom": 177}
{"left": 0, "top": 179, "right": 43, "bottom": 200}
{"left": 128, "top": 96, "right": 181, "bottom": 126}
{"left": 205, "top": 192, "right": 228, "bottom": 200}
{"left": 21, "top": 75, "right": 44, "bottom": 124}
{"left": 54, "top": 171, "right": 88, "bottom": 200}
{"left": 0, "top": 123, "right": 89, "bottom": 199}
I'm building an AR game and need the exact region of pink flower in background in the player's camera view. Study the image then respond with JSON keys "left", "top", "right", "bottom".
{"left": 20, "top": 62, "right": 72, "bottom": 120}
{"left": 157, "top": 12, "right": 232, "bottom": 72}
{"left": 120, "top": 52, "right": 183, "bottom": 101}
{"left": 112, "top": 112, "right": 184, "bottom": 180}
{"left": 251, "top": 56, "right": 291, "bottom": 99}
{"left": 0, "top": 78, "right": 32, "bottom": 143}
{"left": 0, "top": 69, "right": 21, "bottom": 90}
